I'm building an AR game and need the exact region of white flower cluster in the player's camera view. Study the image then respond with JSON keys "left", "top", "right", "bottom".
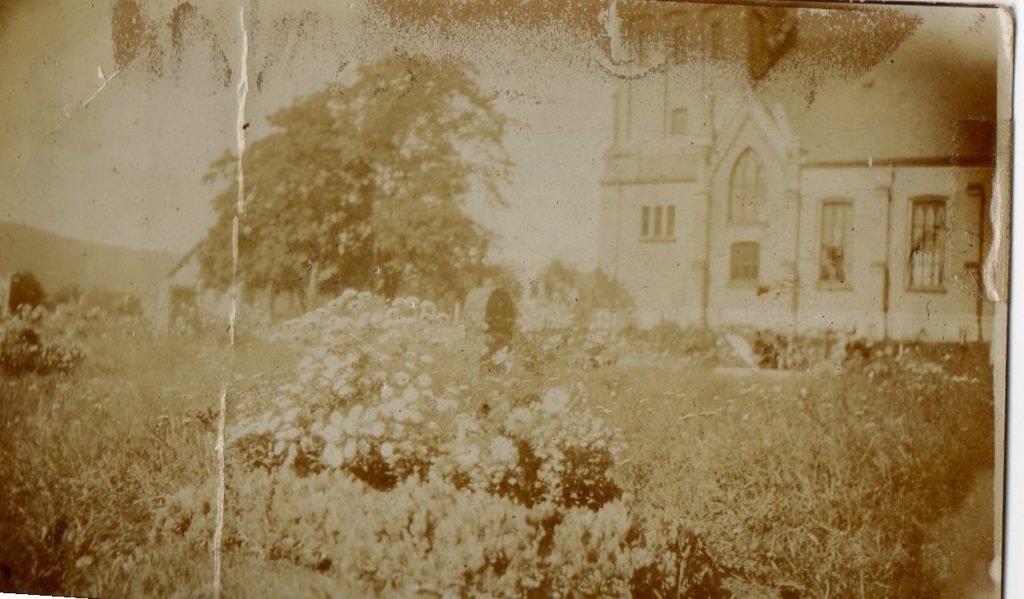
{"left": 274, "top": 289, "right": 447, "bottom": 347}
{"left": 1, "top": 311, "right": 85, "bottom": 375}
{"left": 229, "top": 288, "right": 624, "bottom": 508}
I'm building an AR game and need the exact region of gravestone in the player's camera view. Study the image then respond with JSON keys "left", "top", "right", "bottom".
{"left": 0, "top": 275, "right": 10, "bottom": 318}
{"left": 464, "top": 286, "right": 516, "bottom": 362}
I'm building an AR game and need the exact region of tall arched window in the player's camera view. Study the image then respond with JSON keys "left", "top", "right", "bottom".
{"left": 729, "top": 149, "right": 763, "bottom": 224}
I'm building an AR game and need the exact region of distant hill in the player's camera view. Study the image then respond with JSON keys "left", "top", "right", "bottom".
{"left": 0, "top": 222, "right": 182, "bottom": 305}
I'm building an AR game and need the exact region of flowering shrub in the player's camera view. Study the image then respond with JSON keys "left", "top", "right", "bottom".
{"left": 145, "top": 289, "right": 735, "bottom": 594}
{"left": 1, "top": 310, "right": 84, "bottom": 375}
{"left": 229, "top": 290, "right": 622, "bottom": 509}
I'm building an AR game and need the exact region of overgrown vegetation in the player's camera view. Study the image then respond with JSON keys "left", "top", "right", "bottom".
{"left": 0, "top": 296, "right": 996, "bottom": 597}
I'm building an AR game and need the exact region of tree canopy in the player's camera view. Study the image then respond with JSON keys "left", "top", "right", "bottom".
{"left": 197, "top": 52, "right": 513, "bottom": 310}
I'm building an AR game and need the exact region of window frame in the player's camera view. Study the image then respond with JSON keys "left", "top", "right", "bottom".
{"left": 728, "top": 149, "right": 764, "bottom": 225}
{"left": 818, "top": 199, "right": 853, "bottom": 289}
{"left": 729, "top": 241, "right": 760, "bottom": 285}
{"left": 639, "top": 204, "right": 677, "bottom": 242}
{"left": 670, "top": 108, "right": 688, "bottom": 136}
{"left": 906, "top": 196, "right": 948, "bottom": 293}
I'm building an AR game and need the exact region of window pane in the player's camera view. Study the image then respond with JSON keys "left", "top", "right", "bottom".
{"left": 666, "top": 206, "right": 676, "bottom": 238}
{"left": 741, "top": 159, "right": 754, "bottom": 220}
{"left": 909, "top": 199, "right": 946, "bottom": 289}
{"left": 820, "top": 202, "right": 850, "bottom": 284}
{"left": 641, "top": 206, "right": 650, "bottom": 237}
{"left": 671, "top": 109, "right": 688, "bottom": 135}
{"left": 730, "top": 150, "right": 761, "bottom": 224}
{"left": 730, "top": 242, "right": 759, "bottom": 282}
{"left": 653, "top": 206, "right": 663, "bottom": 237}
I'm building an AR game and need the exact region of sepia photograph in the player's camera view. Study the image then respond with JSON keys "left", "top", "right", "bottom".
{"left": 0, "top": 0, "right": 1013, "bottom": 597}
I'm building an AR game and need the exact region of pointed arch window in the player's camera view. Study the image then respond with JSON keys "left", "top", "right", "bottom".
{"left": 729, "top": 149, "right": 764, "bottom": 224}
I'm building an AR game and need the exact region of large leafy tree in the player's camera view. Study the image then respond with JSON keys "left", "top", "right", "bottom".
{"left": 197, "top": 52, "right": 511, "bottom": 310}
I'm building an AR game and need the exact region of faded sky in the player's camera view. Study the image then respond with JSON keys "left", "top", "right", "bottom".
{"left": 0, "top": 0, "right": 615, "bottom": 274}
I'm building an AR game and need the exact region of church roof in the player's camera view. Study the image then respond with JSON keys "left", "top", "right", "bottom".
{"left": 757, "top": 6, "right": 998, "bottom": 166}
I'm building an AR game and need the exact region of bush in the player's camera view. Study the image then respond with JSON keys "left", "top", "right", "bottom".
{"left": 0, "top": 317, "right": 83, "bottom": 376}
{"left": 8, "top": 271, "right": 46, "bottom": 312}
{"left": 232, "top": 291, "right": 622, "bottom": 509}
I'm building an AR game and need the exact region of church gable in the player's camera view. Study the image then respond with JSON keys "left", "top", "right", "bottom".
{"left": 706, "top": 101, "right": 799, "bottom": 232}
{"left": 709, "top": 100, "right": 796, "bottom": 180}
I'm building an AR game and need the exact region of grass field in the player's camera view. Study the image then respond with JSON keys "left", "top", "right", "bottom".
{"left": 0, "top": 315, "right": 997, "bottom": 597}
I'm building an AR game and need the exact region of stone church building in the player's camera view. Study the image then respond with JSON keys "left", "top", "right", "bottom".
{"left": 597, "top": 5, "right": 999, "bottom": 342}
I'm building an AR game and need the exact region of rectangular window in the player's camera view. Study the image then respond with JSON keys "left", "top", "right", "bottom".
{"left": 730, "top": 242, "right": 759, "bottom": 283}
{"left": 909, "top": 198, "right": 946, "bottom": 291}
{"left": 819, "top": 201, "right": 852, "bottom": 285}
{"left": 670, "top": 108, "right": 688, "bottom": 135}
{"left": 640, "top": 205, "right": 676, "bottom": 240}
